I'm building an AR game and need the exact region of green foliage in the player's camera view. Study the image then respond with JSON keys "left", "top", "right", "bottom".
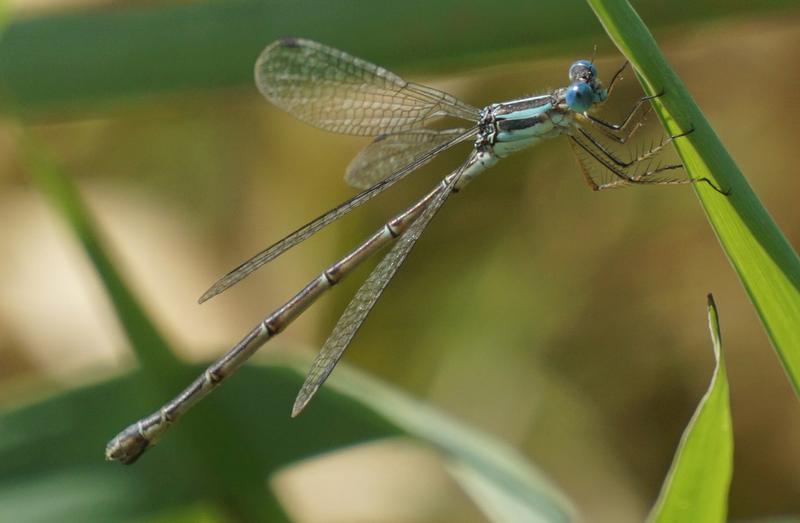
{"left": 0, "top": 0, "right": 796, "bottom": 113}
{"left": 0, "top": 366, "right": 397, "bottom": 522}
{"left": 647, "top": 295, "right": 732, "bottom": 523}
{"left": 586, "top": 0, "right": 800, "bottom": 396}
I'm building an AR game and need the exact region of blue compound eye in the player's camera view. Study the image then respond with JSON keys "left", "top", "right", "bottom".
{"left": 565, "top": 82, "right": 594, "bottom": 112}
{"left": 568, "top": 60, "right": 597, "bottom": 83}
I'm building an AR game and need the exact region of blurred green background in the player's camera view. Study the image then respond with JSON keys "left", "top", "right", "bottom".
{"left": 0, "top": 1, "right": 798, "bottom": 522}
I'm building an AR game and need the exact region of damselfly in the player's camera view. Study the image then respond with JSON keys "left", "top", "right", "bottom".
{"left": 106, "top": 37, "right": 723, "bottom": 464}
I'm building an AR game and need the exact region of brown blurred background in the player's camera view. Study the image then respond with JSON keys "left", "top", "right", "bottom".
{"left": 0, "top": 1, "right": 798, "bottom": 522}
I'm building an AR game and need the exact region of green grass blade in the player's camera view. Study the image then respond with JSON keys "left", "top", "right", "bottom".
{"left": 647, "top": 295, "right": 732, "bottom": 523}
{"left": 21, "top": 131, "right": 181, "bottom": 377}
{"left": 587, "top": 0, "right": 800, "bottom": 396}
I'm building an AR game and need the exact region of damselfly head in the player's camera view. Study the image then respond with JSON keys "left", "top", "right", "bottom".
{"left": 564, "top": 59, "right": 608, "bottom": 113}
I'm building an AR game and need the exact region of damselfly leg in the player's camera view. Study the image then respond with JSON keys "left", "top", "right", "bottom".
{"left": 570, "top": 127, "right": 726, "bottom": 193}
{"left": 605, "top": 60, "right": 629, "bottom": 95}
{"left": 587, "top": 93, "right": 659, "bottom": 144}
{"left": 571, "top": 135, "right": 686, "bottom": 191}
{"left": 577, "top": 127, "right": 694, "bottom": 169}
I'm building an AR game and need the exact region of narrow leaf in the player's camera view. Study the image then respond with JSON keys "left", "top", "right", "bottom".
{"left": 21, "top": 131, "right": 180, "bottom": 376}
{"left": 648, "top": 294, "right": 733, "bottom": 523}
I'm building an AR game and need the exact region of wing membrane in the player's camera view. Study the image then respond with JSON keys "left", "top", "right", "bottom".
{"left": 291, "top": 162, "right": 465, "bottom": 416}
{"left": 199, "top": 127, "right": 478, "bottom": 303}
{"left": 255, "top": 38, "right": 480, "bottom": 136}
{"left": 345, "top": 129, "right": 467, "bottom": 189}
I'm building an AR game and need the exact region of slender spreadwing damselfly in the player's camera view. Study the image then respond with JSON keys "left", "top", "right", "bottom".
{"left": 106, "top": 37, "right": 726, "bottom": 464}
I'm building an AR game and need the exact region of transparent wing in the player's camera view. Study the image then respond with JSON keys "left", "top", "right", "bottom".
{"left": 291, "top": 162, "right": 465, "bottom": 417}
{"left": 255, "top": 37, "right": 480, "bottom": 136}
{"left": 199, "top": 127, "right": 477, "bottom": 303}
{"left": 345, "top": 129, "right": 467, "bottom": 189}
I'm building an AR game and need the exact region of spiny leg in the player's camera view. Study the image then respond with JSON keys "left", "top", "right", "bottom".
{"left": 606, "top": 60, "right": 629, "bottom": 96}
{"left": 587, "top": 91, "right": 662, "bottom": 144}
{"left": 588, "top": 106, "right": 650, "bottom": 144}
{"left": 569, "top": 135, "right": 726, "bottom": 193}
{"left": 568, "top": 136, "right": 649, "bottom": 191}
{"left": 574, "top": 135, "right": 682, "bottom": 185}
{"left": 577, "top": 127, "right": 694, "bottom": 169}
{"left": 589, "top": 91, "right": 661, "bottom": 131}
{"left": 568, "top": 137, "right": 655, "bottom": 191}
{"left": 568, "top": 137, "right": 609, "bottom": 191}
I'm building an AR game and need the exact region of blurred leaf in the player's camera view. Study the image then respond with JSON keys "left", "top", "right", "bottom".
{"left": 586, "top": 0, "right": 800, "bottom": 397}
{"left": 280, "top": 356, "right": 575, "bottom": 522}
{"left": 0, "top": 360, "right": 572, "bottom": 522}
{"left": 647, "top": 295, "right": 732, "bottom": 523}
{"left": 0, "top": 0, "right": 796, "bottom": 114}
{"left": 0, "top": 366, "right": 398, "bottom": 522}
{"left": 21, "top": 132, "right": 181, "bottom": 378}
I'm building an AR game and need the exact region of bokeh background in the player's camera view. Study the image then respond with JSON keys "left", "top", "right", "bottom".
{"left": 1, "top": 1, "right": 798, "bottom": 522}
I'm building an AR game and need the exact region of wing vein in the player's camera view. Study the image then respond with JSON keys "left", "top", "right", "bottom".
{"left": 254, "top": 38, "right": 480, "bottom": 136}
{"left": 291, "top": 159, "right": 468, "bottom": 416}
{"left": 199, "top": 126, "right": 478, "bottom": 302}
